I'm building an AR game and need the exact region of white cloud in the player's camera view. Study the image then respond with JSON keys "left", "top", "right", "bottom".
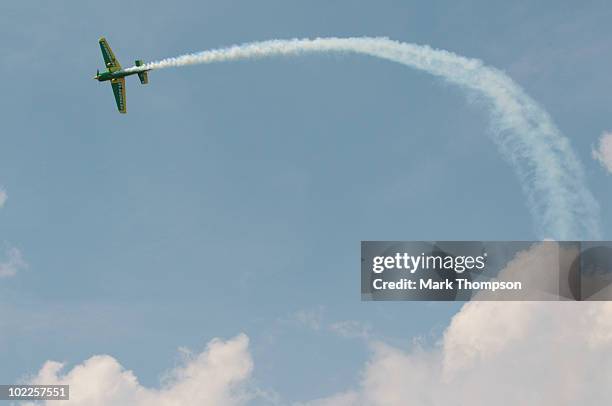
{"left": 470, "top": 242, "right": 578, "bottom": 301}
{"left": 299, "top": 391, "right": 360, "bottom": 406}
{"left": 307, "top": 244, "right": 612, "bottom": 406}
{"left": 25, "top": 334, "right": 255, "bottom": 406}
{"left": 306, "top": 301, "right": 612, "bottom": 406}
{"left": 292, "top": 308, "right": 373, "bottom": 340}
{"left": 23, "top": 244, "right": 612, "bottom": 405}
{"left": 0, "top": 247, "right": 26, "bottom": 278}
{"left": 0, "top": 190, "right": 21, "bottom": 279}
{"left": 593, "top": 131, "right": 612, "bottom": 174}
{"left": 294, "top": 306, "right": 325, "bottom": 331}
{"left": 329, "top": 321, "right": 372, "bottom": 340}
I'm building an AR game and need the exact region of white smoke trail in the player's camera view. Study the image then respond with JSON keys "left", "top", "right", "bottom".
{"left": 127, "top": 37, "right": 601, "bottom": 239}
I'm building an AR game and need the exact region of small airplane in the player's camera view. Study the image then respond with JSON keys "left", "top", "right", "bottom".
{"left": 94, "top": 37, "right": 150, "bottom": 113}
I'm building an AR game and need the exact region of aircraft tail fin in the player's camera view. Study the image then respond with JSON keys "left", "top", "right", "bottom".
{"left": 135, "top": 60, "right": 149, "bottom": 84}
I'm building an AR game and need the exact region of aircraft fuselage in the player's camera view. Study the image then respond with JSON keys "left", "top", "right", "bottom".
{"left": 95, "top": 69, "right": 146, "bottom": 82}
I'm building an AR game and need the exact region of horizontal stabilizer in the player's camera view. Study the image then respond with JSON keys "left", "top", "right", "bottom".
{"left": 135, "top": 60, "right": 149, "bottom": 84}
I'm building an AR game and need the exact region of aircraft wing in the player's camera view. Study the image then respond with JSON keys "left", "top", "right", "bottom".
{"left": 99, "top": 37, "right": 121, "bottom": 72}
{"left": 110, "top": 78, "right": 127, "bottom": 113}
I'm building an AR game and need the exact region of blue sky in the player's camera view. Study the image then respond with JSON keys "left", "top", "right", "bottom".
{"left": 1, "top": 1, "right": 611, "bottom": 403}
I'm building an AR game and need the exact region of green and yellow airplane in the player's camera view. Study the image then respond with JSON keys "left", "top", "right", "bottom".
{"left": 94, "top": 37, "right": 150, "bottom": 113}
